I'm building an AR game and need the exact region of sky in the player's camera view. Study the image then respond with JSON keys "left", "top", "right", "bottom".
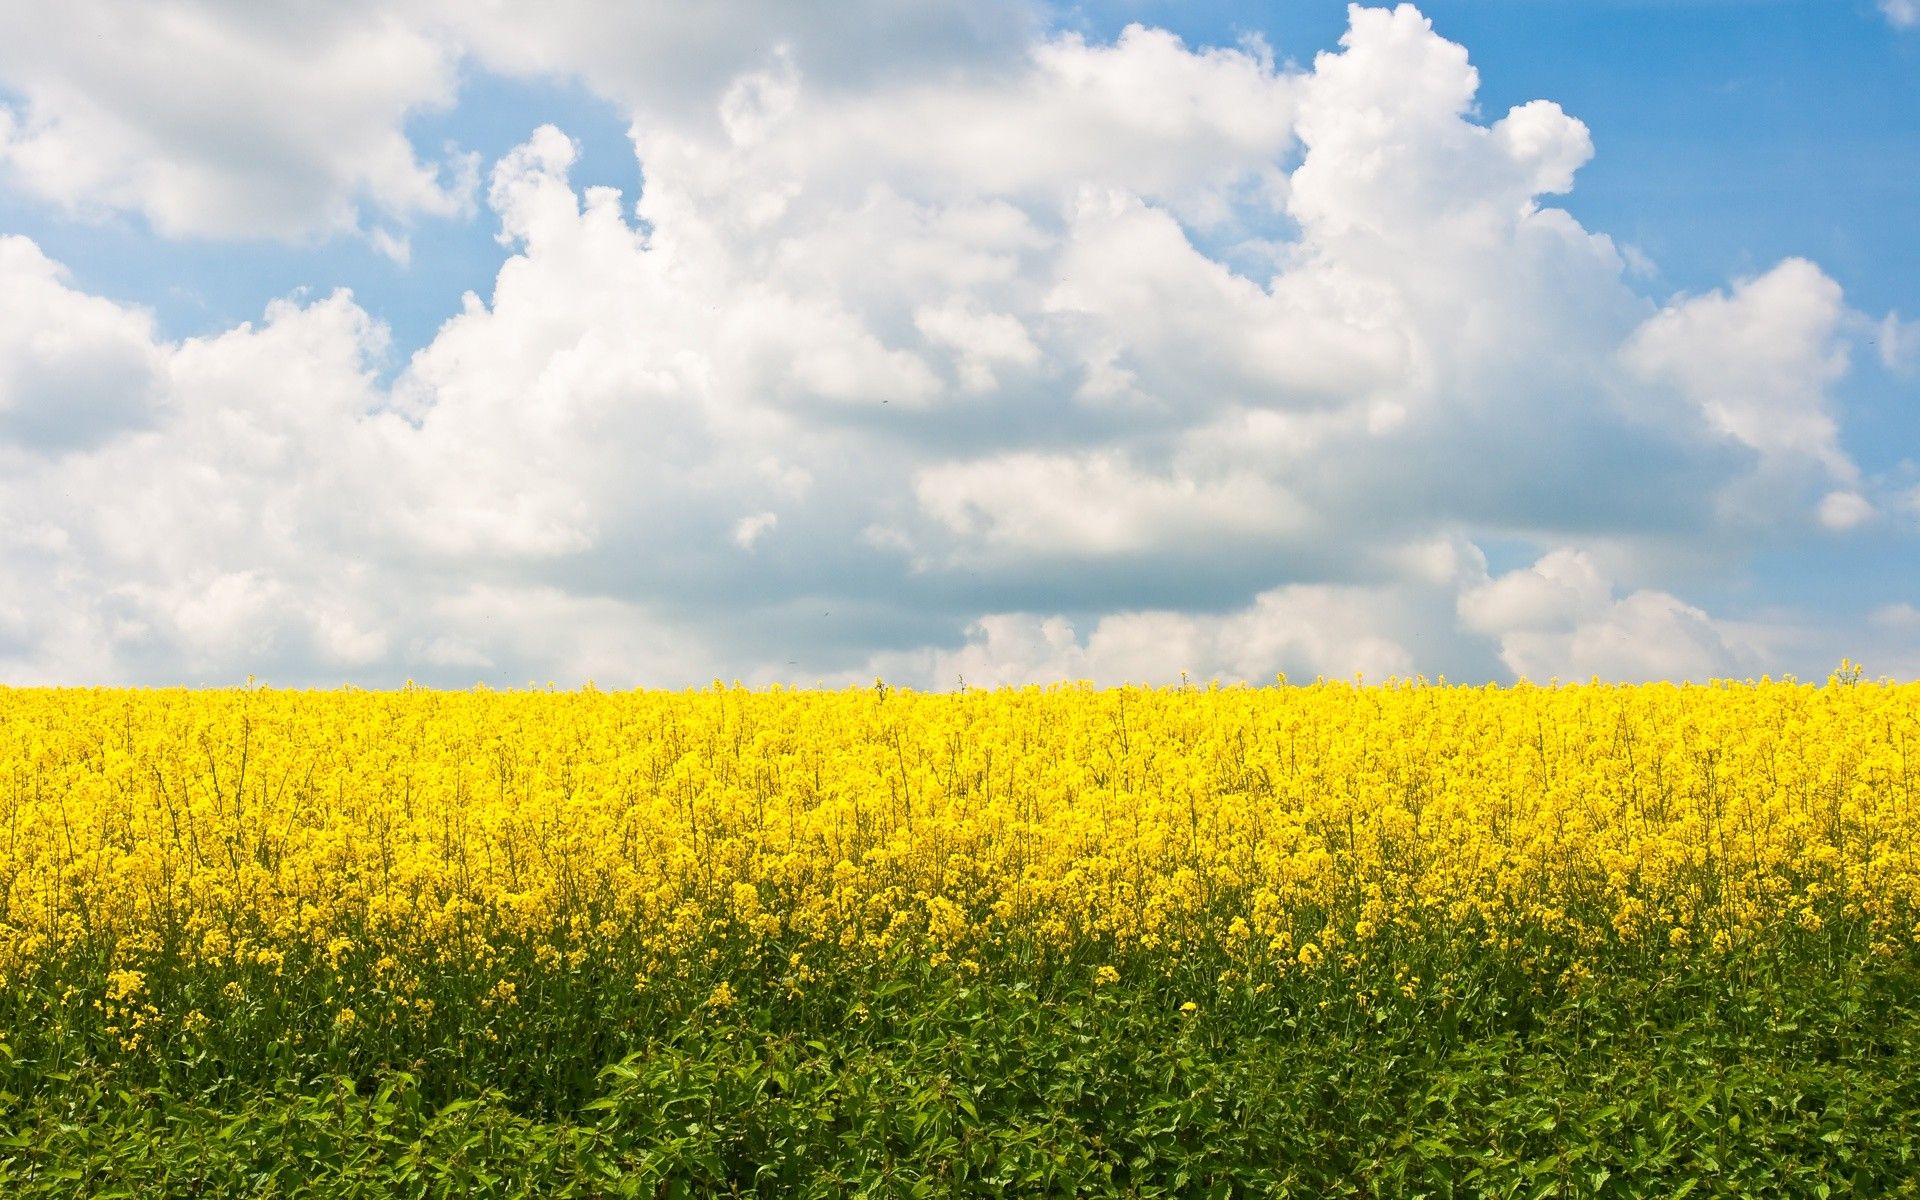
{"left": 0, "top": 0, "right": 1915, "bottom": 688}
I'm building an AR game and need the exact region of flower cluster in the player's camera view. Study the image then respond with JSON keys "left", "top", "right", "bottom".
{"left": 0, "top": 674, "right": 1912, "bottom": 1029}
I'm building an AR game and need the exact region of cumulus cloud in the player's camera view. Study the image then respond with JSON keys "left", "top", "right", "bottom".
{"left": 1882, "top": 0, "right": 1919, "bottom": 30}
{"left": 0, "top": 4, "right": 1899, "bottom": 686}
{"left": 1623, "top": 258, "right": 1855, "bottom": 485}
{"left": 1458, "top": 549, "right": 1760, "bottom": 682}
{"left": 0, "top": 256, "right": 718, "bottom": 685}
{"left": 1817, "top": 491, "right": 1876, "bottom": 531}
{"left": 866, "top": 585, "right": 1421, "bottom": 688}
{"left": 434, "top": 0, "right": 1042, "bottom": 123}
{"left": 0, "top": 0, "right": 474, "bottom": 239}
{"left": 0, "top": 0, "right": 1044, "bottom": 242}
{"left": 0, "top": 287, "right": 402, "bottom": 681}
{"left": 914, "top": 452, "right": 1309, "bottom": 560}
{"left": 0, "top": 236, "right": 164, "bottom": 450}
{"left": 1878, "top": 312, "right": 1920, "bottom": 373}
{"left": 859, "top": 533, "right": 1513, "bottom": 689}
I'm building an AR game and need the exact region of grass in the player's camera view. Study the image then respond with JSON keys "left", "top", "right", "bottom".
{"left": 3, "top": 938, "right": 1918, "bottom": 1196}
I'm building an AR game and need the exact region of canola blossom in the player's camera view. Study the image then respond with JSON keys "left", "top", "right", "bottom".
{"left": 2, "top": 671, "right": 1916, "bottom": 1000}
{"left": 5, "top": 674, "right": 1920, "bottom": 1193}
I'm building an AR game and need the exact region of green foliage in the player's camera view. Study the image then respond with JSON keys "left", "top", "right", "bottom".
{"left": 3, "top": 949, "right": 1918, "bottom": 1196}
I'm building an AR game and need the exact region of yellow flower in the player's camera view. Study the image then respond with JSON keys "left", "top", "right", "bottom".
{"left": 104, "top": 969, "right": 145, "bottom": 1004}
{"left": 0, "top": 674, "right": 1902, "bottom": 1035}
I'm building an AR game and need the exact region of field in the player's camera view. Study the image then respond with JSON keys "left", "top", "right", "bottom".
{"left": 2, "top": 674, "right": 1918, "bottom": 1196}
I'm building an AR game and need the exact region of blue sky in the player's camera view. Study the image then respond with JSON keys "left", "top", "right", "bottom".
{"left": 0, "top": 1, "right": 1914, "bottom": 686}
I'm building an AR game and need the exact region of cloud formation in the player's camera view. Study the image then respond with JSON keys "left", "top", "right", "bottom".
{"left": 0, "top": 3, "right": 1908, "bottom": 687}
{"left": 1458, "top": 549, "right": 1758, "bottom": 683}
{"left": 0, "top": 0, "right": 475, "bottom": 241}
{"left": 1623, "top": 259, "right": 1856, "bottom": 487}
{"left": 0, "top": 237, "right": 163, "bottom": 450}
{"left": 0, "top": 0, "right": 1037, "bottom": 242}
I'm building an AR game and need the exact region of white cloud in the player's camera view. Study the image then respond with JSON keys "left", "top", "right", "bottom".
{"left": 0, "top": 0, "right": 474, "bottom": 239}
{"left": 1882, "top": 0, "right": 1919, "bottom": 30}
{"left": 0, "top": 258, "right": 723, "bottom": 685}
{"left": 733, "top": 512, "right": 778, "bottom": 550}
{"left": 1878, "top": 312, "right": 1919, "bottom": 373}
{"left": 1871, "top": 602, "right": 1920, "bottom": 630}
{"left": 1043, "top": 188, "right": 1409, "bottom": 411}
{"left": 0, "top": 236, "right": 164, "bottom": 450}
{"left": 914, "top": 452, "right": 1309, "bottom": 560}
{"left": 0, "top": 5, "right": 1899, "bottom": 686}
{"left": 416, "top": 585, "right": 715, "bottom": 687}
{"left": 1623, "top": 258, "right": 1855, "bottom": 482}
{"left": 1457, "top": 548, "right": 1612, "bottom": 637}
{"left": 1459, "top": 549, "right": 1759, "bottom": 682}
{"left": 1290, "top": 7, "right": 1594, "bottom": 242}
{"left": 913, "top": 301, "right": 1041, "bottom": 392}
{"left": 435, "top": 0, "right": 1042, "bottom": 123}
{"left": 868, "top": 584, "right": 1419, "bottom": 688}
{"left": 880, "top": 540, "right": 1766, "bottom": 689}
{"left": 1817, "top": 490, "right": 1876, "bottom": 531}
{"left": 0, "top": 1, "right": 1043, "bottom": 244}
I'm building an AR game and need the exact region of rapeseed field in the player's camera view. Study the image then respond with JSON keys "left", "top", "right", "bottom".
{"left": 2, "top": 672, "right": 1918, "bottom": 1195}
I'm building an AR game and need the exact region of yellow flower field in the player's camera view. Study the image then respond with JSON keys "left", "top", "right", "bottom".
{"left": 5, "top": 672, "right": 1920, "bottom": 1194}
{"left": 2, "top": 669, "right": 1915, "bottom": 987}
